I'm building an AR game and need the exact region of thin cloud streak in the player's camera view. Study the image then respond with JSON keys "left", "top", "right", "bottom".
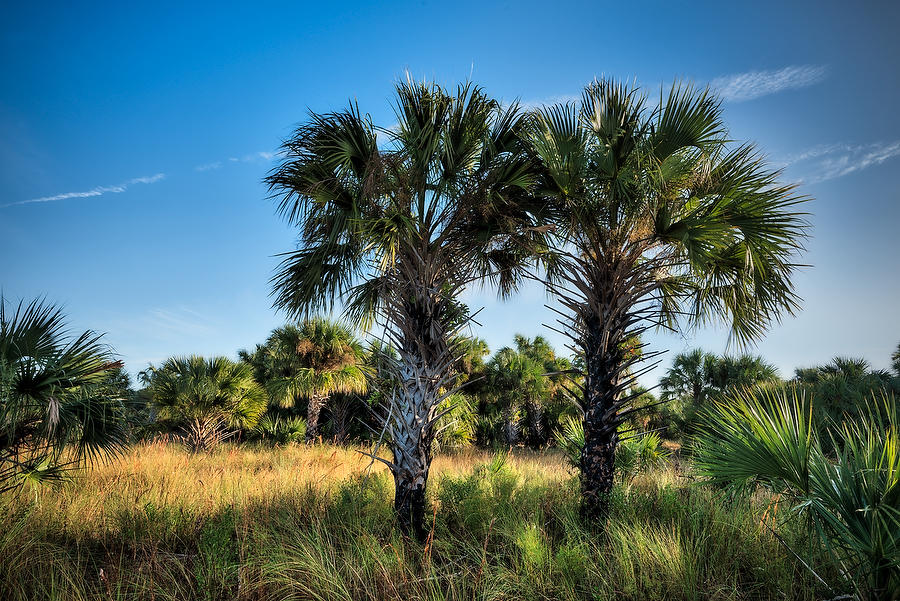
{"left": 783, "top": 140, "right": 900, "bottom": 183}
{"left": 2, "top": 173, "right": 165, "bottom": 208}
{"left": 193, "top": 151, "right": 275, "bottom": 172}
{"left": 712, "top": 65, "right": 827, "bottom": 102}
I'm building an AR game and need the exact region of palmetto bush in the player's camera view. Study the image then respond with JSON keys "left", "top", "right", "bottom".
{"left": 694, "top": 387, "right": 899, "bottom": 600}
{"left": 252, "top": 414, "right": 307, "bottom": 445}
{"left": 555, "top": 416, "right": 670, "bottom": 480}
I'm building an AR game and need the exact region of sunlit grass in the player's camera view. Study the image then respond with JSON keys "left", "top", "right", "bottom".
{"left": 1, "top": 441, "right": 827, "bottom": 600}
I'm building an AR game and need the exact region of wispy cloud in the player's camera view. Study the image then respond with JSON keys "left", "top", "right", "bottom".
{"left": 712, "top": 65, "right": 827, "bottom": 102}
{"left": 193, "top": 151, "right": 275, "bottom": 172}
{"left": 2, "top": 173, "right": 165, "bottom": 208}
{"left": 782, "top": 140, "right": 900, "bottom": 183}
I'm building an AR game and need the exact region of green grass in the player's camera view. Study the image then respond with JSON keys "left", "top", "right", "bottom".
{"left": 0, "top": 441, "right": 829, "bottom": 600}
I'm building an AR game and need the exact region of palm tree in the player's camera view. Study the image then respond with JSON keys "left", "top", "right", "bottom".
{"left": 146, "top": 356, "right": 267, "bottom": 452}
{"left": 486, "top": 346, "right": 546, "bottom": 446}
{"left": 794, "top": 356, "right": 898, "bottom": 425}
{"left": 266, "top": 79, "right": 546, "bottom": 538}
{"left": 258, "top": 319, "right": 367, "bottom": 442}
{"left": 892, "top": 342, "right": 900, "bottom": 377}
{"left": 527, "top": 79, "right": 808, "bottom": 520}
{"left": 513, "top": 334, "right": 568, "bottom": 447}
{"left": 0, "top": 298, "right": 128, "bottom": 493}
{"left": 708, "top": 353, "right": 779, "bottom": 392}
{"left": 660, "top": 349, "right": 718, "bottom": 405}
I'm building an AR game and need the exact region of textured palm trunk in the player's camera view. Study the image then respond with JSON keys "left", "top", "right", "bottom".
{"left": 579, "top": 304, "right": 628, "bottom": 522}
{"left": 502, "top": 402, "right": 519, "bottom": 447}
{"left": 330, "top": 397, "right": 352, "bottom": 444}
{"left": 305, "top": 394, "right": 326, "bottom": 443}
{"left": 390, "top": 357, "right": 438, "bottom": 540}
{"left": 580, "top": 350, "right": 620, "bottom": 520}
{"left": 525, "top": 399, "right": 544, "bottom": 448}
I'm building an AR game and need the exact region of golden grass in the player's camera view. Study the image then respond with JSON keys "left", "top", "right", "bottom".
{"left": 18, "top": 442, "right": 569, "bottom": 542}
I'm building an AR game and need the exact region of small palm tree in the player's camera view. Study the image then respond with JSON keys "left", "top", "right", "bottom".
{"left": 266, "top": 80, "right": 546, "bottom": 538}
{"left": 146, "top": 356, "right": 266, "bottom": 452}
{"left": 527, "top": 79, "right": 808, "bottom": 519}
{"left": 0, "top": 298, "right": 128, "bottom": 493}
{"left": 259, "top": 319, "right": 367, "bottom": 442}
{"left": 660, "top": 349, "right": 718, "bottom": 405}
{"left": 486, "top": 346, "right": 546, "bottom": 446}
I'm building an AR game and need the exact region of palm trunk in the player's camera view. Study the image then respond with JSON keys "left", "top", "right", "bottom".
{"left": 305, "top": 394, "right": 326, "bottom": 443}
{"left": 389, "top": 346, "right": 442, "bottom": 541}
{"left": 580, "top": 316, "right": 626, "bottom": 522}
{"left": 503, "top": 402, "right": 519, "bottom": 446}
{"left": 330, "top": 397, "right": 351, "bottom": 444}
{"left": 525, "top": 399, "right": 544, "bottom": 448}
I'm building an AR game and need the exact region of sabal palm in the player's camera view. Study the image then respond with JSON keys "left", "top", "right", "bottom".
{"left": 487, "top": 346, "right": 546, "bottom": 446}
{"left": 262, "top": 319, "right": 367, "bottom": 442}
{"left": 0, "top": 298, "right": 128, "bottom": 493}
{"left": 513, "top": 334, "right": 565, "bottom": 446}
{"left": 147, "top": 356, "right": 266, "bottom": 451}
{"left": 267, "top": 80, "right": 546, "bottom": 538}
{"left": 660, "top": 349, "right": 719, "bottom": 404}
{"left": 528, "top": 79, "right": 808, "bottom": 519}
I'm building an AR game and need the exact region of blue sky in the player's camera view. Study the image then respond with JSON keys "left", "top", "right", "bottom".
{"left": 2, "top": 0, "right": 898, "bottom": 386}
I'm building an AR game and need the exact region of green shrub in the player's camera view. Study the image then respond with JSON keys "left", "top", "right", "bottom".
{"left": 695, "top": 388, "right": 900, "bottom": 600}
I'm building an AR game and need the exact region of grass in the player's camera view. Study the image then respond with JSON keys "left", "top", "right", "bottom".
{"left": 0, "top": 441, "right": 830, "bottom": 600}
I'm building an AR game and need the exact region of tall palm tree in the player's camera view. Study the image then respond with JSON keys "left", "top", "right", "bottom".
{"left": 266, "top": 79, "right": 546, "bottom": 538}
{"left": 0, "top": 298, "right": 128, "bottom": 493}
{"left": 260, "top": 319, "right": 367, "bottom": 442}
{"left": 147, "top": 356, "right": 267, "bottom": 452}
{"left": 527, "top": 79, "right": 808, "bottom": 520}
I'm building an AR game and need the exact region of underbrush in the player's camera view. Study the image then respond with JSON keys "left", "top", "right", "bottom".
{"left": 0, "top": 442, "right": 827, "bottom": 600}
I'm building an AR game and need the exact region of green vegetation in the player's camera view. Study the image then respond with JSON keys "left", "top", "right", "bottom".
{"left": 0, "top": 443, "right": 829, "bottom": 601}
{"left": 695, "top": 388, "right": 899, "bottom": 600}
{"left": 4, "top": 76, "right": 898, "bottom": 600}
{"left": 0, "top": 298, "right": 128, "bottom": 493}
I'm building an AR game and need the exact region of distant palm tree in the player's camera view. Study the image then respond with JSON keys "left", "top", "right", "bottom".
{"left": 486, "top": 346, "right": 546, "bottom": 446}
{"left": 147, "top": 356, "right": 267, "bottom": 451}
{"left": 892, "top": 343, "right": 900, "bottom": 377}
{"left": 266, "top": 80, "right": 547, "bottom": 538}
{"left": 660, "top": 349, "right": 718, "bottom": 405}
{"left": 0, "top": 298, "right": 128, "bottom": 492}
{"left": 260, "top": 319, "right": 367, "bottom": 442}
{"left": 527, "top": 79, "right": 808, "bottom": 519}
{"left": 513, "top": 334, "right": 568, "bottom": 447}
{"left": 794, "top": 356, "right": 898, "bottom": 424}
{"left": 707, "top": 354, "right": 779, "bottom": 392}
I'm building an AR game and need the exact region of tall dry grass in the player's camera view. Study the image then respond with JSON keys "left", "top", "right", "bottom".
{"left": 0, "top": 441, "right": 828, "bottom": 600}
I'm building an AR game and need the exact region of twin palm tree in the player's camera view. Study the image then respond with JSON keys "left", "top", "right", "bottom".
{"left": 527, "top": 79, "right": 807, "bottom": 519}
{"left": 660, "top": 349, "right": 779, "bottom": 405}
{"left": 251, "top": 319, "right": 367, "bottom": 442}
{"left": 269, "top": 77, "right": 807, "bottom": 529}
{"left": 267, "top": 80, "right": 548, "bottom": 538}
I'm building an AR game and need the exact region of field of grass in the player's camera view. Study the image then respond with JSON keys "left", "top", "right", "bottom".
{"left": 0, "top": 442, "right": 830, "bottom": 600}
